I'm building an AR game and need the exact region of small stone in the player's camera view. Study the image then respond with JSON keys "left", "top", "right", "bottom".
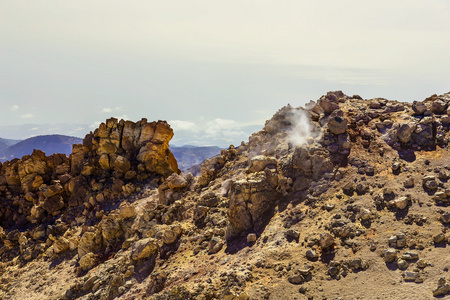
{"left": 208, "top": 237, "right": 224, "bottom": 254}
{"left": 392, "top": 162, "right": 401, "bottom": 171}
{"left": 434, "top": 233, "right": 446, "bottom": 244}
{"left": 299, "top": 286, "right": 308, "bottom": 294}
{"left": 434, "top": 191, "right": 446, "bottom": 200}
{"left": 285, "top": 229, "right": 300, "bottom": 240}
{"left": 433, "top": 285, "right": 450, "bottom": 297}
{"left": 324, "top": 203, "right": 335, "bottom": 211}
{"left": 118, "top": 205, "right": 137, "bottom": 219}
{"left": 385, "top": 248, "right": 397, "bottom": 263}
{"left": 438, "top": 169, "right": 450, "bottom": 180}
{"left": 124, "top": 266, "right": 135, "bottom": 278}
{"left": 161, "top": 225, "right": 182, "bottom": 244}
{"left": 306, "top": 249, "right": 319, "bottom": 261}
{"left": 247, "top": 233, "right": 257, "bottom": 243}
{"left": 423, "top": 176, "right": 438, "bottom": 190}
{"left": 402, "top": 251, "right": 419, "bottom": 261}
{"left": 397, "top": 259, "right": 409, "bottom": 270}
{"left": 388, "top": 236, "right": 398, "bottom": 248}
{"left": 393, "top": 197, "right": 409, "bottom": 210}
{"left": 397, "top": 124, "right": 413, "bottom": 143}
{"left": 359, "top": 208, "right": 371, "bottom": 220}
{"left": 328, "top": 267, "right": 339, "bottom": 276}
{"left": 440, "top": 212, "right": 450, "bottom": 224}
{"left": 404, "top": 271, "right": 418, "bottom": 282}
{"left": 430, "top": 99, "right": 447, "bottom": 114}
{"left": 82, "top": 275, "right": 99, "bottom": 292}
{"left": 403, "top": 177, "right": 414, "bottom": 188}
{"left": 53, "top": 237, "right": 70, "bottom": 254}
{"left": 416, "top": 259, "right": 427, "bottom": 269}
{"left": 288, "top": 274, "right": 304, "bottom": 284}
{"left": 396, "top": 232, "right": 406, "bottom": 248}
{"left": 349, "top": 258, "right": 363, "bottom": 270}
{"left": 298, "top": 266, "right": 312, "bottom": 276}
{"left": 319, "top": 233, "right": 334, "bottom": 250}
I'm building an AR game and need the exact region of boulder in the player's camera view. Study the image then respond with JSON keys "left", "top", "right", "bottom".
{"left": 430, "top": 99, "right": 447, "bottom": 114}
{"left": 391, "top": 197, "right": 409, "bottom": 210}
{"left": 306, "top": 249, "right": 319, "bottom": 261}
{"left": 118, "top": 205, "right": 137, "bottom": 220}
{"left": 385, "top": 248, "right": 397, "bottom": 263}
{"left": 208, "top": 237, "right": 224, "bottom": 254}
{"left": 423, "top": 176, "right": 438, "bottom": 190}
{"left": 166, "top": 173, "right": 191, "bottom": 190}
{"left": 397, "top": 124, "right": 413, "bottom": 143}
{"left": 328, "top": 116, "right": 348, "bottom": 135}
{"left": 247, "top": 155, "right": 277, "bottom": 173}
{"left": 42, "top": 195, "right": 65, "bottom": 215}
{"left": 412, "top": 101, "right": 427, "bottom": 115}
{"left": 440, "top": 212, "right": 450, "bottom": 224}
{"left": 53, "top": 237, "right": 70, "bottom": 254}
{"left": 79, "top": 252, "right": 97, "bottom": 271}
{"left": 112, "top": 155, "right": 131, "bottom": 174}
{"left": 161, "top": 225, "right": 182, "bottom": 244}
{"left": 319, "top": 99, "right": 340, "bottom": 115}
{"left": 226, "top": 172, "right": 279, "bottom": 239}
{"left": 100, "top": 217, "right": 123, "bottom": 242}
{"left": 319, "top": 233, "right": 334, "bottom": 250}
{"left": 433, "top": 278, "right": 450, "bottom": 297}
{"left": 403, "top": 271, "right": 419, "bottom": 282}
{"left": 131, "top": 238, "right": 159, "bottom": 260}
{"left": 78, "top": 231, "right": 102, "bottom": 258}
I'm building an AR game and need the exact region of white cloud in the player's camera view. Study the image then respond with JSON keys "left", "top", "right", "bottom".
{"left": 169, "top": 120, "right": 198, "bottom": 132}
{"left": 30, "top": 127, "right": 39, "bottom": 131}
{"left": 205, "top": 118, "right": 246, "bottom": 138}
{"left": 102, "top": 107, "right": 122, "bottom": 113}
{"left": 205, "top": 118, "right": 236, "bottom": 136}
{"left": 21, "top": 113, "right": 34, "bottom": 119}
{"left": 10, "top": 105, "right": 20, "bottom": 111}
{"left": 90, "top": 121, "right": 102, "bottom": 129}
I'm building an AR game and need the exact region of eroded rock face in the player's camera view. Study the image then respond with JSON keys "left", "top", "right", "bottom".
{"left": 226, "top": 171, "right": 279, "bottom": 239}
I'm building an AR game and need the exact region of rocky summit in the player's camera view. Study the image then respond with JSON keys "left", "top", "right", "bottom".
{"left": 1, "top": 91, "right": 450, "bottom": 300}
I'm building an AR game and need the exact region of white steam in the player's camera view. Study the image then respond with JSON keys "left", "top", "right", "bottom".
{"left": 287, "top": 108, "right": 319, "bottom": 147}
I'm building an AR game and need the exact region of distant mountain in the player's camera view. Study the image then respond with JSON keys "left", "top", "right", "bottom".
{"left": 0, "top": 135, "right": 82, "bottom": 162}
{"left": 0, "top": 138, "right": 21, "bottom": 146}
{"left": 0, "top": 138, "right": 21, "bottom": 152}
{"left": 0, "top": 140, "right": 8, "bottom": 153}
{"left": 170, "top": 145, "right": 222, "bottom": 171}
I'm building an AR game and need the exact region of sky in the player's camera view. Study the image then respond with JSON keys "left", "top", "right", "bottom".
{"left": 1, "top": 1, "right": 450, "bottom": 146}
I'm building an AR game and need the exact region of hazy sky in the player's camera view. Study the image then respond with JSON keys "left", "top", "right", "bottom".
{"left": 1, "top": 1, "right": 450, "bottom": 146}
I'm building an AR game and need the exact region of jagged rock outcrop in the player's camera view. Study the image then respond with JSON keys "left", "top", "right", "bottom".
{"left": 0, "top": 118, "right": 179, "bottom": 229}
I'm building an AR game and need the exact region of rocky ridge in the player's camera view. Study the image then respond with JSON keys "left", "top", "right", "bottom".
{"left": 1, "top": 91, "right": 450, "bottom": 299}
